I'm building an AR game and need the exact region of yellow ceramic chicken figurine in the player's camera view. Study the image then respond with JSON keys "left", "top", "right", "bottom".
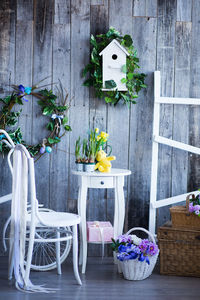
{"left": 94, "top": 150, "right": 116, "bottom": 173}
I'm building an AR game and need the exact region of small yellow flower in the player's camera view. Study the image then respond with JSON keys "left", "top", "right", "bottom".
{"left": 100, "top": 131, "right": 107, "bottom": 138}
{"left": 95, "top": 128, "right": 99, "bottom": 133}
{"left": 97, "top": 135, "right": 101, "bottom": 141}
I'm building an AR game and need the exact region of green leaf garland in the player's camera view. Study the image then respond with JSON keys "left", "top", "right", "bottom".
{"left": 83, "top": 27, "right": 147, "bottom": 106}
{"left": 0, "top": 82, "right": 71, "bottom": 159}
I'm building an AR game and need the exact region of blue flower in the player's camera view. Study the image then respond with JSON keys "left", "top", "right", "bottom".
{"left": 117, "top": 253, "right": 126, "bottom": 261}
{"left": 123, "top": 255, "right": 131, "bottom": 260}
{"left": 17, "top": 84, "right": 29, "bottom": 102}
{"left": 130, "top": 252, "right": 138, "bottom": 259}
{"left": 118, "top": 245, "right": 127, "bottom": 253}
{"left": 18, "top": 84, "right": 25, "bottom": 93}
{"left": 138, "top": 253, "right": 145, "bottom": 262}
{"left": 145, "top": 256, "right": 150, "bottom": 265}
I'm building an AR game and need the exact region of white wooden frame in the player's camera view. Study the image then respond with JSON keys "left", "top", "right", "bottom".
{"left": 149, "top": 71, "right": 200, "bottom": 235}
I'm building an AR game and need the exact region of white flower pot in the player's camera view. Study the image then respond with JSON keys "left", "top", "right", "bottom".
{"left": 84, "top": 163, "right": 95, "bottom": 172}
{"left": 75, "top": 163, "right": 84, "bottom": 172}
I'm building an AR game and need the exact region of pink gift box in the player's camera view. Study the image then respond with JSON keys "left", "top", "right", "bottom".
{"left": 87, "top": 221, "right": 114, "bottom": 243}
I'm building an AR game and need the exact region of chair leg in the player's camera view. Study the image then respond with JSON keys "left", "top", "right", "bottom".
{"left": 56, "top": 228, "right": 62, "bottom": 275}
{"left": 72, "top": 225, "right": 82, "bottom": 285}
{"left": 8, "top": 241, "right": 14, "bottom": 280}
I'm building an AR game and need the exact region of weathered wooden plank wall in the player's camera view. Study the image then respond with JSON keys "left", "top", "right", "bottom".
{"left": 0, "top": 0, "right": 200, "bottom": 256}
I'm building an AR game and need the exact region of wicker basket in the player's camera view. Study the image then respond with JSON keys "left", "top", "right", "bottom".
{"left": 118, "top": 227, "right": 159, "bottom": 281}
{"left": 158, "top": 221, "right": 200, "bottom": 277}
{"left": 170, "top": 194, "right": 200, "bottom": 230}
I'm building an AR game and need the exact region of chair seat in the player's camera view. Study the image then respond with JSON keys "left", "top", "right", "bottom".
{"left": 26, "top": 211, "right": 81, "bottom": 227}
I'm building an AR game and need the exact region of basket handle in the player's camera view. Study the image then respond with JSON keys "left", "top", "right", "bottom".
{"left": 126, "top": 227, "right": 156, "bottom": 244}
{"left": 186, "top": 193, "right": 196, "bottom": 211}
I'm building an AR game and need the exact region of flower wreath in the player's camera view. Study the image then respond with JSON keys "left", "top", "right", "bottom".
{"left": 0, "top": 80, "right": 71, "bottom": 160}
{"left": 82, "top": 27, "right": 147, "bottom": 106}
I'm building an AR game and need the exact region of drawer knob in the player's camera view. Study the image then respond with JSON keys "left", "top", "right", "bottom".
{"left": 100, "top": 181, "right": 104, "bottom": 185}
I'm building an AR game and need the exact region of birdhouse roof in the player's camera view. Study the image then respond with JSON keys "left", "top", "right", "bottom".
{"left": 99, "top": 39, "right": 130, "bottom": 56}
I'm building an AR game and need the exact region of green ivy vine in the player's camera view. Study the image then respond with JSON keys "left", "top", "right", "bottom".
{"left": 83, "top": 27, "right": 147, "bottom": 106}
{"left": 0, "top": 81, "right": 71, "bottom": 159}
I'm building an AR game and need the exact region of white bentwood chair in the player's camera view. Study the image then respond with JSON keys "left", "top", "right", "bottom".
{"left": 0, "top": 130, "right": 82, "bottom": 287}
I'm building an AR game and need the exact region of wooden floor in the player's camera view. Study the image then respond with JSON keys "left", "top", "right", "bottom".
{"left": 0, "top": 256, "right": 199, "bottom": 300}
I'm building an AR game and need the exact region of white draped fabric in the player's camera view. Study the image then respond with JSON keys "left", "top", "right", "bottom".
{"left": 9, "top": 144, "right": 55, "bottom": 293}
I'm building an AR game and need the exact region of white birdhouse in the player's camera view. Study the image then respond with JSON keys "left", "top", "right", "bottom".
{"left": 99, "top": 39, "right": 129, "bottom": 91}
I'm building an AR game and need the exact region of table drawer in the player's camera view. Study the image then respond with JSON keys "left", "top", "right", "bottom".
{"left": 88, "top": 176, "right": 114, "bottom": 188}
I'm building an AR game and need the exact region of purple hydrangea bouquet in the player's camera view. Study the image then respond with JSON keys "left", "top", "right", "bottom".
{"left": 111, "top": 228, "right": 159, "bottom": 280}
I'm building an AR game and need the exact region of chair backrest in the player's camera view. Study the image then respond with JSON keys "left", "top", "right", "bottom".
{"left": 0, "top": 130, "right": 46, "bottom": 225}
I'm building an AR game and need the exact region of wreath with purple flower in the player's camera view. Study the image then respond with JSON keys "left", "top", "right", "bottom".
{"left": 0, "top": 80, "right": 72, "bottom": 160}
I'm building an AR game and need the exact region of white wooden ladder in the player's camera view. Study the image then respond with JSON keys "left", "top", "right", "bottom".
{"left": 149, "top": 71, "right": 200, "bottom": 235}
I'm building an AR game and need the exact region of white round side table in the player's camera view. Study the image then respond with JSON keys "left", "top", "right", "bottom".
{"left": 72, "top": 168, "right": 131, "bottom": 274}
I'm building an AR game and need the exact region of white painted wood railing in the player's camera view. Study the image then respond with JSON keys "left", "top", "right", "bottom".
{"left": 149, "top": 71, "right": 200, "bottom": 235}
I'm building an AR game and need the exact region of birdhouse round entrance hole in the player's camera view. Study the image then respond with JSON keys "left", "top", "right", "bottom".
{"left": 112, "top": 54, "right": 118, "bottom": 60}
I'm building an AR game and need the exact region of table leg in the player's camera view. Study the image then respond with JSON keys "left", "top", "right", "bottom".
{"left": 77, "top": 187, "right": 82, "bottom": 266}
{"left": 78, "top": 177, "right": 88, "bottom": 274}
{"left": 116, "top": 176, "right": 125, "bottom": 236}
{"left": 113, "top": 177, "right": 119, "bottom": 239}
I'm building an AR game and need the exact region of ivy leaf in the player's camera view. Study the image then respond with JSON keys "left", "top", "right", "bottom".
{"left": 121, "top": 78, "right": 127, "bottom": 84}
{"left": 43, "top": 107, "right": 54, "bottom": 116}
{"left": 3, "top": 96, "right": 12, "bottom": 104}
{"left": 64, "top": 125, "right": 72, "bottom": 131}
{"left": 48, "top": 137, "right": 55, "bottom": 144}
{"left": 90, "top": 34, "right": 97, "bottom": 48}
{"left": 127, "top": 73, "right": 134, "bottom": 80}
{"left": 106, "top": 27, "right": 121, "bottom": 39}
{"left": 56, "top": 105, "right": 67, "bottom": 112}
{"left": 121, "top": 65, "right": 127, "bottom": 73}
{"left": 91, "top": 48, "right": 99, "bottom": 65}
{"left": 82, "top": 64, "right": 93, "bottom": 77}
{"left": 62, "top": 116, "right": 68, "bottom": 125}
{"left": 47, "top": 121, "right": 54, "bottom": 131}
{"left": 105, "top": 97, "right": 113, "bottom": 103}
{"left": 83, "top": 78, "right": 93, "bottom": 87}
{"left": 123, "top": 34, "right": 133, "bottom": 47}
{"left": 54, "top": 137, "right": 61, "bottom": 143}
{"left": 15, "top": 97, "right": 23, "bottom": 105}
{"left": 37, "top": 100, "right": 45, "bottom": 107}
{"left": 105, "top": 80, "right": 117, "bottom": 89}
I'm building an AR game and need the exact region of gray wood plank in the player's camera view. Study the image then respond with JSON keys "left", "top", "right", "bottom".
{"left": 54, "top": 0, "right": 70, "bottom": 25}
{"left": 177, "top": 0, "right": 192, "bottom": 22}
{"left": 0, "top": 0, "right": 16, "bottom": 255}
{"left": 171, "top": 22, "right": 191, "bottom": 201}
{"left": 68, "top": 0, "right": 90, "bottom": 213}
{"left": 133, "top": 0, "right": 157, "bottom": 17}
{"left": 146, "top": 0, "right": 157, "bottom": 17}
{"left": 17, "top": 0, "right": 33, "bottom": 20}
{"left": 128, "top": 16, "right": 157, "bottom": 230}
{"left": 133, "top": 0, "right": 146, "bottom": 16}
{"left": 107, "top": 0, "right": 132, "bottom": 234}
{"left": 15, "top": 19, "right": 33, "bottom": 145}
{"left": 90, "top": 0, "right": 104, "bottom": 5}
{"left": 32, "top": 0, "right": 54, "bottom": 208}
{"left": 189, "top": 0, "right": 200, "bottom": 192}
{"left": 156, "top": 0, "right": 177, "bottom": 227}
{"left": 88, "top": 1, "right": 109, "bottom": 257}
{"left": 50, "top": 0, "right": 71, "bottom": 212}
